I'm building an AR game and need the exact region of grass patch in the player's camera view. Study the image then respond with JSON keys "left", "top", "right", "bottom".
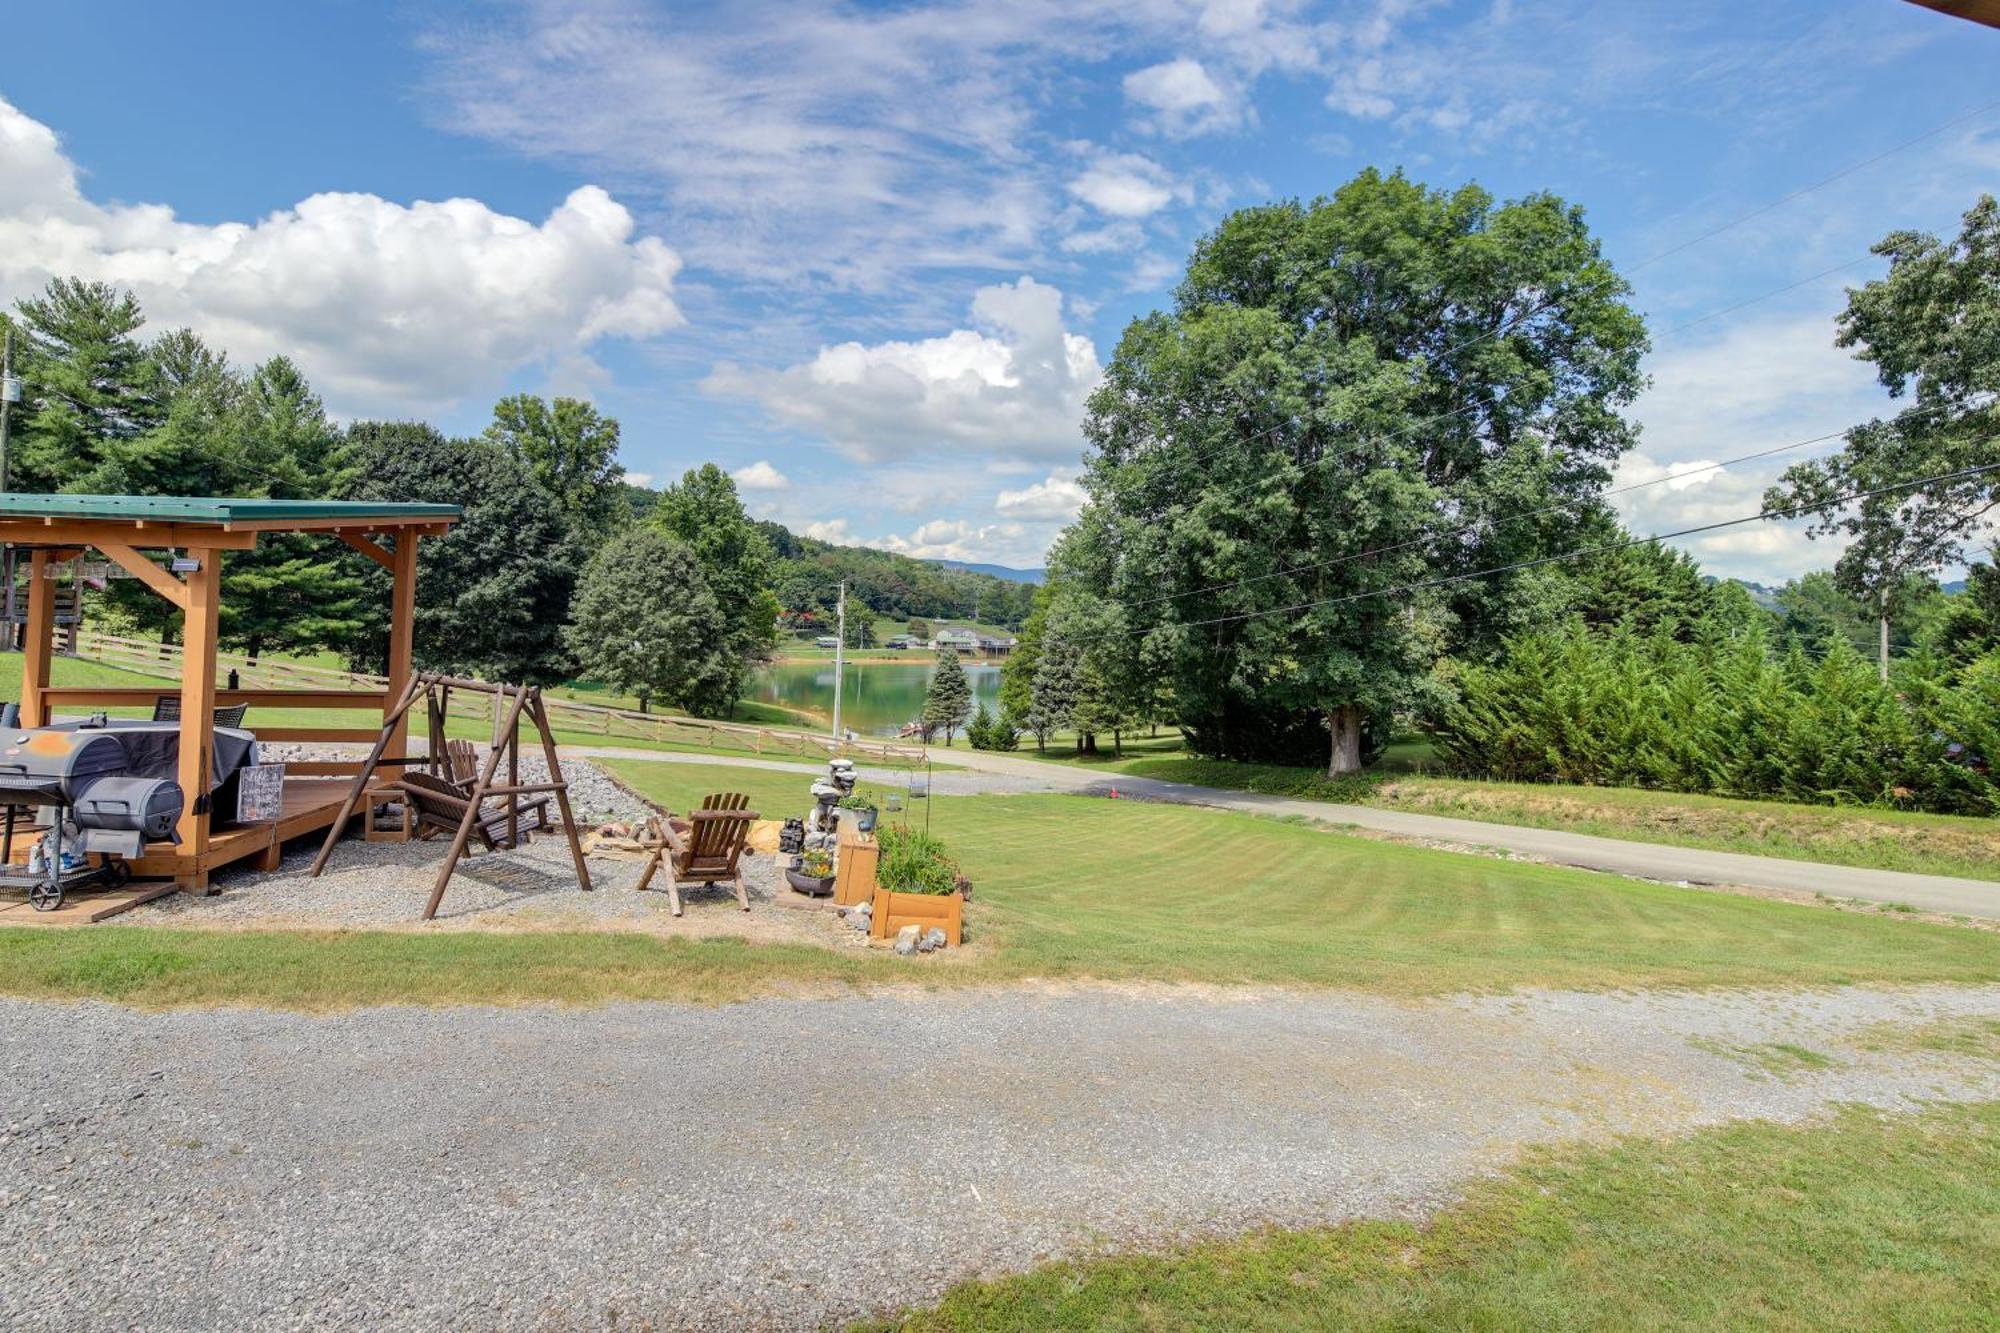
{"left": 1854, "top": 1016, "right": 2000, "bottom": 1063}
{"left": 856, "top": 1101, "right": 2000, "bottom": 1331}
{"left": 7, "top": 759, "right": 1997, "bottom": 1010}
{"left": 1688, "top": 1038, "right": 1839, "bottom": 1080}
{"left": 1368, "top": 776, "right": 2000, "bottom": 882}
{"left": 0, "top": 929, "right": 873, "bottom": 1010}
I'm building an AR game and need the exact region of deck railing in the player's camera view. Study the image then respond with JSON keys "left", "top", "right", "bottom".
{"left": 62, "top": 629, "right": 928, "bottom": 766}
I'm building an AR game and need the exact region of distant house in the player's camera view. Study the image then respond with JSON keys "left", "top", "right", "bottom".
{"left": 928, "top": 627, "right": 980, "bottom": 654}
{"left": 977, "top": 636, "right": 1016, "bottom": 656}
{"left": 814, "top": 635, "right": 840, "bottom": 649}
{"left": 885, "top": 635, "right": 914, "bottom": 650}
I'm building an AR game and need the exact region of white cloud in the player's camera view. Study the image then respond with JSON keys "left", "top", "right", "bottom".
{"left": 996, "top": 474, "right": 1087, "bottom": 521}
{"left": 1612, "top": 306, "right": 1884, "bottom": 581}
{"left": 731, "top": 460, "right": 791, "bottom": 491}
{"left": 1123, "top": 57, "right": 1241, "bottom": 136}
{"left": 706, "top": 276, "right": 1101, "bottom": 464}
{"left": 0, "top": 96, "right": 682, "bottom": 416}
{"left": 1067, "top": 151, "right": 1180, "bottom": 218}
{"left": 625, "top": 471, "right": 656, "bottom": 488}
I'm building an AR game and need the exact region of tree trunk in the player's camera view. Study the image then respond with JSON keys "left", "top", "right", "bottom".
{"left": 1113, "top": 727, "right": 1122, "bottom": 756}
{"left": 1078, "top": 730, "right": 1098, "bottom": 756}
{"left": 1327, "top": 707, "right": 1363, "bottom": 776}
{"left": 638, "top": 692, "right": 650, "bottom": 714}
{"left": 247, "top": 634, "right": 264, "bottom": 662}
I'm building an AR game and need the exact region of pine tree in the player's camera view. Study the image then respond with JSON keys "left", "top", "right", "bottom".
{"left": 922, "top": 648, "right": 973, "bottom": 745}
{"left": 9, "top": 278, "right": 162, "bottom": 490}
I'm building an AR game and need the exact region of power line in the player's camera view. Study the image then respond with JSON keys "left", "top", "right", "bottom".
{"left": 1061, "top": 455, "right": 2000, "bottom": 645}
{"left": 1627, "top": 94, "right": 2000, "bottom": 273}
{"left": 1117, "top": 428, "right": 1849, "bottom": 611}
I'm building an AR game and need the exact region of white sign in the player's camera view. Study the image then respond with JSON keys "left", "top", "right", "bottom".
{"left": 235, "top": 763, "right": 286, "bottom": 824}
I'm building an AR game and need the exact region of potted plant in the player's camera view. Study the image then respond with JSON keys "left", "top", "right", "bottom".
{"left": 838, "top": 788, "right": 880, "bottom": 834}
{"left": 785, "top": 846, "right": 836, "bottom": 897}
{"left": 869, "top": 826, "right": 965, "bottom": 945}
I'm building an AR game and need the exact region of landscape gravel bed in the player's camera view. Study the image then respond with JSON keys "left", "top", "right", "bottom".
{"left": 114, "top": 755, "right": 851, "bottom": 943}
{"left": 4, "top": 983, "right": 1999, "bottom": 1330}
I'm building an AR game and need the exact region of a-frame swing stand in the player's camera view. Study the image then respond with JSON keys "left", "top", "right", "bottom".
{"left": 308, "top": 672, "right": 594, "bottom": 919}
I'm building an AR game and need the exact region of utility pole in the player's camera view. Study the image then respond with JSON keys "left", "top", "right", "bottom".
{"left": 831, "top": 579, "right": 846, "bottom": 750}
{"left": 2, "top": 328, "right": 16, "bottom": 641}
{"left": 0, "top": 327, "right": 15, "bottom": 494}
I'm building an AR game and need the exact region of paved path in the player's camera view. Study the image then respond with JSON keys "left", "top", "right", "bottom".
{"left": 568, "top": 745, "right": 2000, "bottom": 920}
{"left": 6, "top": 984, "right": 1998, "bottom": 1330}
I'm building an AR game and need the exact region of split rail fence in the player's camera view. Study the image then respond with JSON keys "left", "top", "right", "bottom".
{"left": 64, "top": 629, "right": 928, "bottom": 766}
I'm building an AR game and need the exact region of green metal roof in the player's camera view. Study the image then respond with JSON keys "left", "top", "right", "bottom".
{"left": 0, "top": 494, "right": 461, "bottom": 525}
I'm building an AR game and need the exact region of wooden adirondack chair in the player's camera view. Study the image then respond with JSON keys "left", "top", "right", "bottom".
{"left": 637, "top": 792, "right": 758, "bottom": 916}
{"left": 443, "top": 738, "right": 552, "bottom": 834}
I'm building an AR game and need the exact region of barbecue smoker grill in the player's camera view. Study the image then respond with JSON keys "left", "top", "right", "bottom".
{"left": 0, "top": 721, "right": 184, "bottom": 911}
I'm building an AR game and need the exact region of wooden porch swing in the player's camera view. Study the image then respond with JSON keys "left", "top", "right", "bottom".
{"left": 308, "top": 672, "right": 593, "bottom": 919}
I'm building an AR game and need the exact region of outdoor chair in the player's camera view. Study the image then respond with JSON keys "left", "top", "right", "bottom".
{"left": 396, "top": 771, "right": 530, "bottom": 852}
{"left": 442, "top": 737, "right": 552, "bottom": 833}
{"left": 637, "top": 792, "right": 759, "bottom": 916}
{"left": 152, "top": 696, "right": 249, "bottom": 728}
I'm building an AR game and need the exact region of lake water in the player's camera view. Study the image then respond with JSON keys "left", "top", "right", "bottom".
{"left": 749, "top": 661, "right": 1004, "bottom": 738}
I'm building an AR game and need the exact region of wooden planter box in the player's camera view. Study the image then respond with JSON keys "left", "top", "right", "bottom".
{"left": 834, "top": 823, "right": 880, "bottom": 906}
{"left": 869, "top": 886, "right": 963, "bottom": 947}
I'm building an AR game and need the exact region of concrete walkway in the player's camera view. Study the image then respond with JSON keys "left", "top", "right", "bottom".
{"left": 569, "top": 744, "right": 2000, "bottom": 921}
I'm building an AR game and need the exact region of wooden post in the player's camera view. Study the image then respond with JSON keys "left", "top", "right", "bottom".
{"left": 385, "top": 532, "right": 418, "bottom": 760}
{"left": 175, "top": 548, "right": 222, "bottom": 892}
{"left": 19, "top": 550, "right": 55, "bottom": 726}
{"left": 308, "top": 672, "right": 427, "bottom": 877}
{"left": 423, "top": 684, "right": 532, "bottom": 920}
{"left": 528, "top": 691, "right": 593, "bottom": 895}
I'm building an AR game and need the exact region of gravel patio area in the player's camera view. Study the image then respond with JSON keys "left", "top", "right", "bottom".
{"left": 111, "top": 757, "right": 859, "bottom": 946}
{"left": 5, "top": 982, "right": 1999, "bottom": 1330}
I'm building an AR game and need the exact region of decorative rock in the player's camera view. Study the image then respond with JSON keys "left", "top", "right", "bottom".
{"left": 893, "top": 925, "right": 920, "bottom": 956}
{"left": 922, "top": 927, "right": 947, "bottom": 952}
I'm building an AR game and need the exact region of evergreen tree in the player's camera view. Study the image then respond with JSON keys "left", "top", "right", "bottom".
{"left": 565, "top": 526, "right": 734, "bottom": 716}
{"left": 341, "top": 423, "right": 583, "bottom": 683}
{"left": 921, "top": 648, "right": 973, "bottom": 745}
{"left": 8, "top": 278, "right": 162, "bottom": 490}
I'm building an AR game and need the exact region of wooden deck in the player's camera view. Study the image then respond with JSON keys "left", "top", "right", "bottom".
{"left": 1, "top": 777, "right": 384, "bottom": 924}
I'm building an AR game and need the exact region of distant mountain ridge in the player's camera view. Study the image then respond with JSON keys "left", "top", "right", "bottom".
{"left": 929, "top": 559, "right": 1045, "bottom": 584}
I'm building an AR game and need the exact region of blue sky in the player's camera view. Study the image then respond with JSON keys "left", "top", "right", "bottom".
{"left": 2, "top": 0, "right": 1995, "bottom": 577}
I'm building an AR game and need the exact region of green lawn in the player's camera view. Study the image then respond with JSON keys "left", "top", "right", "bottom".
{"left": 10, "top": 759, "right": 1994, "bottom": 1010}
{"left": 858, "top": 1100, "right": 2000, "bottom": 1331}
{"left": 1368, "top": 776, "right": 2000, "bottom": 883}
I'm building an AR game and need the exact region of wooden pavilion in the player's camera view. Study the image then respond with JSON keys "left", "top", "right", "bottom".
{"left": 1, "top": 495, "right": 458, "bottom": 892}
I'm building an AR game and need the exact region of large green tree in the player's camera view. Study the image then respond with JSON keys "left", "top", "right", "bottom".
{"left": 653, "top": 464, "right": 781, "bottom": 705}
{"left": 483, "top": 394, "right": 626, "bottom": 539}
{"left": 1060, "top": 170, "right": 1647, "bottom": 772}
{"left": 1767, "top": 195, "right": 2000, "bottom": 679}
{"left": 8, "top": 278, "right": 162, "bottom": 490}
{"left": 564, "top": 526, "right": 734, "bottom": 716}
{"left": 341, "top": 423, "right": 583, "bottom": 683}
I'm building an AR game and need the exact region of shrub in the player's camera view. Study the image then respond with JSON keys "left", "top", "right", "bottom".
{"left": 876, "top": 826, "right": 962, "bottom": 895}
{"left": 1430, "top": 628, "right": 1999, "bottom": 814}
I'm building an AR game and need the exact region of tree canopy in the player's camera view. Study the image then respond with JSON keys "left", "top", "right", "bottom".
{"left": 1056, "top": 169, "right": 1648, "bottom": 771}
{"left": 565, "top": 526, "right": 734, "bottom": 716}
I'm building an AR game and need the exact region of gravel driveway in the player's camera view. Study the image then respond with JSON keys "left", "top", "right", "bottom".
{"left": 6, "top": 983, "right": 2000, "bottom": 1330}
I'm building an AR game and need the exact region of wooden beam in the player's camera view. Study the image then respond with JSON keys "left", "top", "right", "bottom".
{"left": 0, "top": 522, "right": 258, "bottom": 550}
{"left": 19, "top": 550, "right": 56, "bottom": 727}
{"left": 1901, "top": 0, "right": 2000, "bottom": 29}
{"left": 37, "top": 688, "right": 388, "bottom": 710}
{"left": 92, "top": 541, "right": 189, "bottom": 610}
{"left": 386, "top": 533, "right": 419, "bottom": 759}
{"left": 252, "top": 727, "right": 389, "bottom": 743}
{"left": 175, "top": 548, "right": 223, "bottom": 891}
{"left": 337, "top": 532, "right": 396, "bottom": 570}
